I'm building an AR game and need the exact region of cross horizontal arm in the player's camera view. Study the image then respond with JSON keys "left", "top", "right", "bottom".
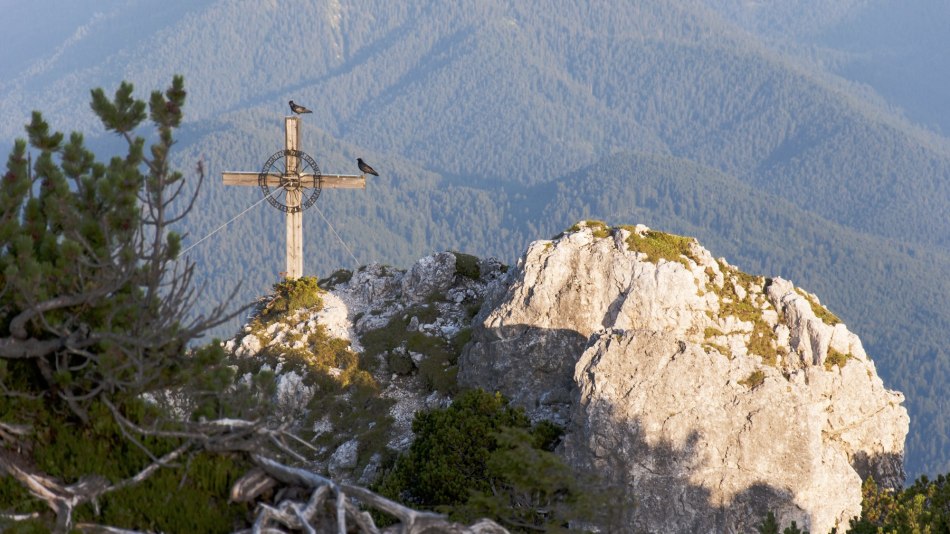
{"left": 221, "top": 172, "right": 366, "bottom": 190}
{"left": 311, "top": 174, "right": 366, "bottom": 189}
{"left": 222, "top": 172, "right": 279, "bottom": 186}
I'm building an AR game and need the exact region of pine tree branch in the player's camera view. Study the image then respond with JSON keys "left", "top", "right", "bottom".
{"left": 0, "top": 336, "right": 64, "bottom": 359}
{"left": 8, "top": 291, "right": 112, "bottom": 340}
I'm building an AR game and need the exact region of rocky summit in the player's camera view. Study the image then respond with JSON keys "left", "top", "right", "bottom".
{"left": 461, "top": 221, "right": 908, "bottom": 533}
{"left": 225, "top": 221, "right": 908, "bottom": 533}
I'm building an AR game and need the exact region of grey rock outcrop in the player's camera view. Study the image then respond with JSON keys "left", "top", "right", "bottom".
{"left": 223, "top": 252, "right": 507, "bottom": 482}
{"left": 460, "top": 221, "right": 908, "bottom": 534}
{"left": 401, "top": 251, "right": 458, "bottom": 303}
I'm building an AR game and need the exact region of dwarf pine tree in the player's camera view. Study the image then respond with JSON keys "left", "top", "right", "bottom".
{"left": 374, "top": 388, "right": 614, "bottom": 532}
{"left": 0, "top": 77, "right": 249, "bottom": 531}
{"left": 0, "top": 76, "right": 224, "bottom": 412}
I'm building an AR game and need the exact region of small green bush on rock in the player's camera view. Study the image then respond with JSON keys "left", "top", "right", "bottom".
{"left": 621, "top": 226, "right": 697, "bottom": 267}
{"left": 757, "top": 511, "right": 809, "bottom": 534}
{"left": 796, "top": 288, "right": 841, "bottom": 326}
{"left": 387, "top": 351, "right": 415, "bottom": 375}
{"left": 451, "top": 251, "right": 481, "bottom": 280}
{"left": 318, "top": 269, "right": 353, "bottom": 289}
{"left": 260, "top": 276, "right": 323, "bottom": 320}
{"left": 374, "top": 389, "right": 607, "bottom": 531}
{"left": 824, "top": 348, "right": 853, "bottom": 371}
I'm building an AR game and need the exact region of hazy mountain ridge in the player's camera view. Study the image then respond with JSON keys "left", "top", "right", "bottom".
{"left": 704, "top": 0, "right": 950, "bottom": 136}
{"left": 3, "top": 0, "right": 949, "bottom": 477}
{"left": 5, "top": 1, "right": 949, "bottom": 238}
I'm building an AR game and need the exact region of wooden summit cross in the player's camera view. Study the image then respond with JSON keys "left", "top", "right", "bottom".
{"left": 222, "top": 116, "right": 365, "bottom": 279}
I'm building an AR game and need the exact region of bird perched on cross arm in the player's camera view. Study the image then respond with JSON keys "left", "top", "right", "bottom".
{"left": 289, "top": 100, "right": 312, "bottom": 114}
{"left": 357, "top": 158, "right": 379, "bottom": 176}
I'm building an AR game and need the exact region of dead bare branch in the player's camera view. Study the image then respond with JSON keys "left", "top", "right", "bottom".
{"left": 0, "top": 335, "right": 66, "bottom": 359}
{"left": 231, "top": 468, "right": 279, "bottom": 503}
{"left": 244, "top": 455, "right": 501, "bottom": 533}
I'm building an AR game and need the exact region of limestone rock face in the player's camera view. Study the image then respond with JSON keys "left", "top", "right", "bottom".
{"left": 460, "top": 222, "right": 908, "bottom": 534}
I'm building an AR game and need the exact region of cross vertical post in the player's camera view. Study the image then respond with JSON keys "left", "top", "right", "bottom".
{"left": 284, "top": 117, "right": 303, "bottom": 279}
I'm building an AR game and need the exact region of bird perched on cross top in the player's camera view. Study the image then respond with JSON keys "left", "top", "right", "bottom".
{"left": 357, "top": 158, "right": 379, "bottom": 176}
{"left": 289, "top": 100, "right": 312, "bottom": 114}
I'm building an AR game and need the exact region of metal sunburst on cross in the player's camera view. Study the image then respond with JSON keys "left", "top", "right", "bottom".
{"left": 222, "top": 116, "right": 368, "bottom": 279}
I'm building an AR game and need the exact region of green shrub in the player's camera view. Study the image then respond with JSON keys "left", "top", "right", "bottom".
{"left": 459, "top": 426, "right": 601, "bottom": 531}
{"left": 621, "top": 226, "right": 697, "bottom": 266}
{"left": 824, "top": 348, "right": 853, "bottom": 371}
{"left": 451, "top": 251, "right": 481, "bottom": 280}
{"left": 720, "top": 295, "right": 760, "bottom": 323}
{"left": 305, "top": 363, "right": 394, "bottom": 471}
{"left": 374, "top": 389, "right": 527, "bottom": 506}
{"left": 564, "top": 220, "right": 611, "bottom": 239}
{"left": 408, "top": 332, "right": 459, "bottom": 394}
{"left": 465, "top": 300, "right": 483, "bottom": 318}
{"left": 359, "top": 305, "right": 439, "bottom": 360}
{"left": 318, "top": 269, "right": 353, "bottom": 289}
{"left": 452, "top": 328, "right": 473, "bottom": 354}
{"left": 86, "top": 452, "right": 250, "bottom": 532}
{"left": 586, "top": 220, "right": 612, "bottom": 238}
{"left": 374, "top": 389, "right": 606, "bottom": 530}
{"left": 757, "top": 511, "right": 809, "bottom": 534}
{"left": 749, "top": 319, "right": 777, "bottom": 366}
{"left": 260, "top": 276, "right": 323, "bottom": 320}
{"left": 411, "top": 304, "right": 440, "bottom": 324}
{"left": 704, "top": 327, "right": 724, "bottom": 338}
{"left": 359, "top": 311, "right": 465, "bottom": 394}
{"left": 708, "top": 264, "right": 778, "bottom": 366}
{"left": 703, "top": 342, "right": 730, "bottom": 357}
{"left": 387, "top": 351, "right": 415, "bottom": 375}
{"left": 0, "top": 398, "right": 251, "bottom": 532}
{"left": 849, "top": 475, "right": 950, "bottom": 533}
{"left": 223, "top": 308, "right": 395, "bottom": 475}
{"left": 360, "top": 315, "right": 412, "bottom": 361}
{"left": 418, "top": 357, "right": 459, "bottom": 395}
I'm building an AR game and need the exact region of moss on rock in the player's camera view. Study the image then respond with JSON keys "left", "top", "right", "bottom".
{"left": 620, "top": 226, "right": 697, "bottom": 267}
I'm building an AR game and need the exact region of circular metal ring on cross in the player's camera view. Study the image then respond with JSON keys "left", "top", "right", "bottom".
{"left": 258, "top": 149, "right": 323, "bottom": 213}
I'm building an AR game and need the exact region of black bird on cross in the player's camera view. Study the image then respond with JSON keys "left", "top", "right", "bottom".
{"left": 357, "top": 158, "right": 379, "bottom": 176}
{"left": 289, "top": 100, "right": 312, "bottom": 114}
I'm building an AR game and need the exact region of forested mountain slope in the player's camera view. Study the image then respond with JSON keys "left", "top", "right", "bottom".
{"left": 706, "top": 0, "right": 950, "bottom": 136}
{"left": 2, "top": 0, "right": 948, "bottom": 478}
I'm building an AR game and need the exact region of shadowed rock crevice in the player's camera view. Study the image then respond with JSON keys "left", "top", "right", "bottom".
{"left": 851, "top": 450, "right": 906, "bottom": 490}
{"left": 459, "top": 324, "right": 587, "bottom": 425}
